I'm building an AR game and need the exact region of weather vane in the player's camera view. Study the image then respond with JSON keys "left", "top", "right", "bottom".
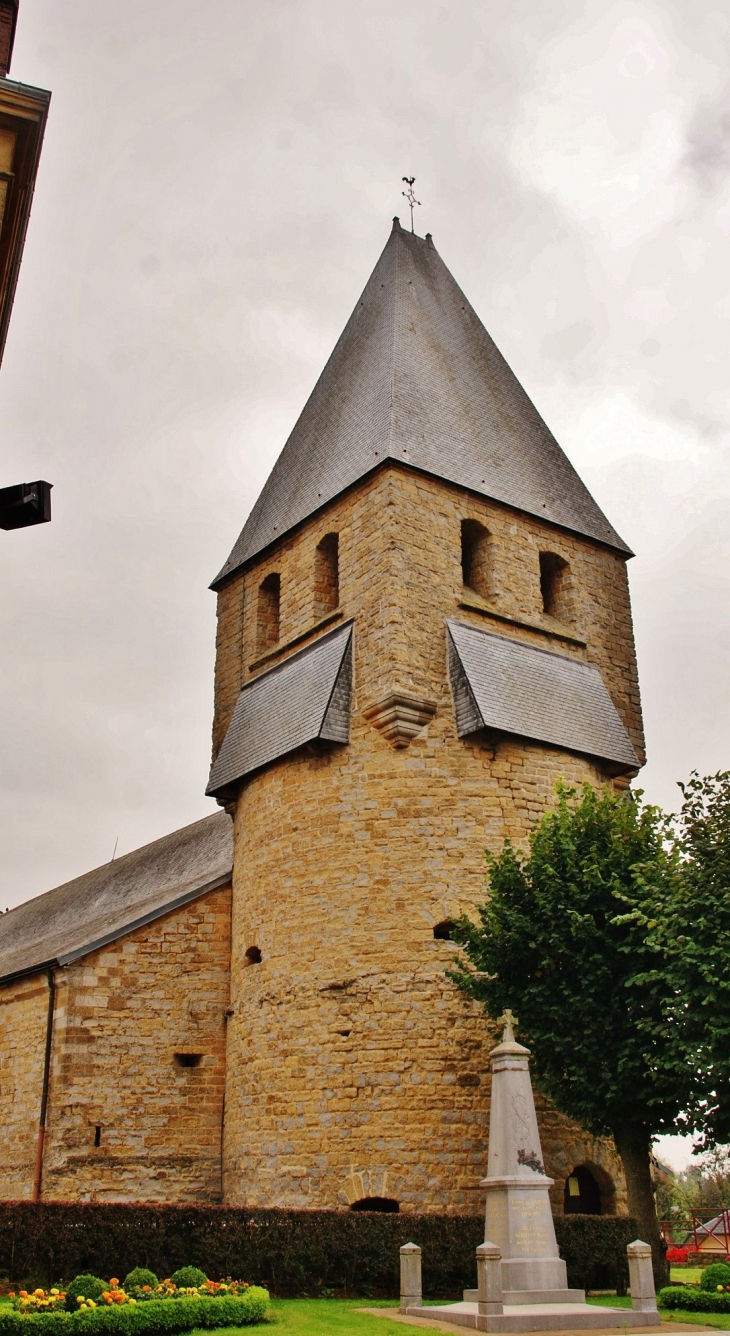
{"left": 401, "top": 176, "right": 421, "bottom": 233}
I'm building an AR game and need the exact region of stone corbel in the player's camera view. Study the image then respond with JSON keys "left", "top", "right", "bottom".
{"left": 362, "top": 690, "right": 437, "bottom": 748}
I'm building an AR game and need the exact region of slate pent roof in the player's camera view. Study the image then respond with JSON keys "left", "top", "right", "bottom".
{"left": 0, "top": 811, "right": 233, "bottom": 986}
{"left": 447, "top": 620, "right": 639, "bottom": 773}
{"left": 206, "top": 621, "right": 353, "bottom": 797}
{"left": 213, "top": 220, "right": 629, "bottom": 588}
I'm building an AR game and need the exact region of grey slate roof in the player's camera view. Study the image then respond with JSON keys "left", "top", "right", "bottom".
{"left": 0, "top": 812, "right": 233, "bottom": 986}
{"left": 447, "top": 620, "right": 639, "bottom": 772}
{"left": 206, "top": 621, "right": 353, "bottom": 796}
{"left": 213, "top": 220, "right": 629, "bottom": 588}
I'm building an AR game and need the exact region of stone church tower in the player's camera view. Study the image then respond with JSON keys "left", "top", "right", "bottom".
{"left": 208, "top": 219, "right": 643, "bottom": 1216}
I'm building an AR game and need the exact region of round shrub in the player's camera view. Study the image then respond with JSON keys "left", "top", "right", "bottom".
{"left": 170, "top": 1266, "right": 207, "bottom": 1289}
{"left": 65, "top": 1274, "right": 107, "bottom": 1311}
{"left": 123, "top": 1268, "right": 159, "bottom": 1291}
{"left": 701, "top": 1262, "right": 730, "bottom": 1292}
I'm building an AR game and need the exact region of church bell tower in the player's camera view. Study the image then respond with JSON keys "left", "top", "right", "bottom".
{"left": 208, "top": 218, "right": 643, "bottom": 1214}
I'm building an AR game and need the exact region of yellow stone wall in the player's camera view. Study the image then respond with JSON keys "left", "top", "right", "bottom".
{"left": 0, "top": 885, "right": 231, "bottom": 1203}
{"left": 216, "top": 463, "right": 640, "bottom": 1213}
{"left": 0, "top": 976, "right": 51, "bottom": 1199}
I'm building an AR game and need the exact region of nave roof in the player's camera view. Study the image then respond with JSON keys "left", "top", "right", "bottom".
{"left": 0, "top": 811, "right": 232, "bottom": 985}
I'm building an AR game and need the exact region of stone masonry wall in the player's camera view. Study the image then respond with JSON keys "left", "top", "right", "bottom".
{"left": 217, "top": 463, "right": 638, "bottom": 1214}
{"left": 2, "top": 885, "right": 231, "bottom": 1204}
{"left": 0, "top": 975, "right": 51, "bottom": 1199}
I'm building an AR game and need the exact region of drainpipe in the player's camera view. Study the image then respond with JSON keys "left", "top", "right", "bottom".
{"left": 32, "top": 966, "right": 55, "bottom": 1201}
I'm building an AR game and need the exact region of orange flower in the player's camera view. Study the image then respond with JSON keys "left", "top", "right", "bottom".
{"left": 110, "top": 1280, "right": 119, "bottom": 1288}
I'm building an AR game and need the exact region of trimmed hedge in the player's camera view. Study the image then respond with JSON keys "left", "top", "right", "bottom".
{"left": 0, "top": 1203, "right": 637, "bottom": 1298}
{"left": 659, "top": 1286, "right": 730, "bottom": 1313}
{"left": 553, "top": 1215, "right": 635, "bottom": 1296}
{"left": 0, "top": 1294, "right": 270, "bottom": 1336}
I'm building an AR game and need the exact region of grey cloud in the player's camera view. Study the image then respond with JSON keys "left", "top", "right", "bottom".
{"left": 0, "top": 0, "right": 728, "bottom": 906}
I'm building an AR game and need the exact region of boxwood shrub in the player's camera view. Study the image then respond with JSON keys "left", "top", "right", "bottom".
{"left": 659, "top": 1286, "right": 730, "bottom": 1313}
{"left": 0, "top": 1293, "right": 269, "bottom": 1336}
{"left": 0, "top": 1202, "right": 638, "bottom": 1298}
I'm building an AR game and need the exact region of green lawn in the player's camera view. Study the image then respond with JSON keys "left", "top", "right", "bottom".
{"left": 198, "top": 1295, "right": 729, "bottom": 1333}
{"left": 259, "top": 1299, "right": 414, "bottom": 1332}
{"left": 659, "top": 1315, "right": 730, "bottom": 1330}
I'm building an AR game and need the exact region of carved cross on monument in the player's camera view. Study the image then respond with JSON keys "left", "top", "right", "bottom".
{"left": 498, "top": 1008, "right": 518, "bottom": 1042}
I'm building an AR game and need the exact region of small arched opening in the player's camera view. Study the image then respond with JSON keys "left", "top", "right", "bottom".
{"left": 350, "top": 1197, "right": 400, "bottom": 1213}
{"left": 461, "top": 520, "right": 491, "bottom": 601}
{"left": 257, "top": 572, "right": 281, "bottom": 650}
{"left": 563, "top": 1164, "right": 606, "bottom": 1215}
{"left": 244, "top": 945, "right": 262, "bottom": 966}
{"left": 539, "top": 552, "right": 570, "bottom": 619}
{"left": 314, "top": 532, "right": 339, "bottom": 617}
{"left": 433, "top": 920, "right": 454, "bottom": 941}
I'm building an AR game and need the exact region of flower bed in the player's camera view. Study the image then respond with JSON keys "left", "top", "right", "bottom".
{"left": 0, "top": 1271, "right": 268, "bottom": 1334}
{"left": 0, "top": 1294, "right": 269, "bottom": 1336}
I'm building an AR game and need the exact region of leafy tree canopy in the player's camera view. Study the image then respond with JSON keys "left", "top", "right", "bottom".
{"left": 649, "top": 771, "right": 730, "bottom": 1149}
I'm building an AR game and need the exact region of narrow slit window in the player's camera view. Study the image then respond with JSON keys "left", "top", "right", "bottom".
{"left": 433, "top": 920, "right": 453, "bottom": 941}
{"left": 174, "top": 1053, "right": 203, "bottom": 1069}
{"left": 257, "top": 573, "right": 280, "bottom": 650}
{"left": 314, "top": 533, "right": 339, "bottom": 618}
{"left": 461, "top": 520, "right": 491, "bottom": 600}
{"left": 539, "top": 552, "right": 569, "bottom": 618}
{"left": 94, "top": 1125, "right": 101, "bottom": 1147}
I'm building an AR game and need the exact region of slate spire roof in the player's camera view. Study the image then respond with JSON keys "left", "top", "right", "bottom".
{"left": 213, "top": 219, "right": 628, "bottom": 588}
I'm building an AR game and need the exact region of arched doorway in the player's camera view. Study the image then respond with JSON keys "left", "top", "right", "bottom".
{"left": 564, "top": 1165, "right": 602, "bottom": 1214}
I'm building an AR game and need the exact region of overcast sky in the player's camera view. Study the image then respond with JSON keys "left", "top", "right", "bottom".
{"left": 1, "top": 0, "right": 728, "bottom": 941}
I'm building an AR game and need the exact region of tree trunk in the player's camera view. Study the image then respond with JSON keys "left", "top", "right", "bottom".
{"left": 613, "top": 1121, "right": 667, "bottom": 1289}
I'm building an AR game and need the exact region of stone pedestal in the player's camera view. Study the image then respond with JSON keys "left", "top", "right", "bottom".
{"left": 400, "top": 1241, "right": 422, "bottom": 1313}
{"left": 481, "top": 1016, "right": 583, "bottom": 1304}
{"left": 627, "top": 1240, "right": 659, "bottom": 1316}
{"left": 477, "top": 1241, "right": 504, "bottom": 1318}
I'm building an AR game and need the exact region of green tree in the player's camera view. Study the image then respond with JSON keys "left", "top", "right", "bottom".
{"left": 651, "top": 772, "right": 730, "bottom": 1152}
{"left": 449, "top": 782, "right": 689, "bottom": 1284}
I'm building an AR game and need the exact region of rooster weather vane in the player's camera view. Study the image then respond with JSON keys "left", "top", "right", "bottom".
{"left": 401, "top": 176, "right": 421, "bottom": 232}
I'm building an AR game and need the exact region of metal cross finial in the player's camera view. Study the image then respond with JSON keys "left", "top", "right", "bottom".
{"left": 499, "top": 1009, "right": 518, "bottom": 1042}
{"left": 401, "top": 176, "right": 421, "bottom": 233}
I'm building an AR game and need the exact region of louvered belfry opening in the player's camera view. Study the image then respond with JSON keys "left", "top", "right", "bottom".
{"left": 461, "top": 519, "right": 491, "bottom": 600}
{"left": 539, "top": 551, "right": 569, "bottom": 618}
{"left": 257, "top": 572, "right": 280, "bottom": 650}
{"left": 314, "top": 532, "right": 339, "bottom": 618}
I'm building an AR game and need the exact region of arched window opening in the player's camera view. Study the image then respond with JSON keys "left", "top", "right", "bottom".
{"left": 539, "top": 552, "right": 569, "bottom": 619}
{"left": 433, "top": 920, "right": 454, "bottom": 941}
{"left": 350, "top": 1197, "right": 400, "bottom": 1213}
{"left": 244, "top": 945, "right": 262, "bottom": 966}
{"left": 257, "top": 573, "right": 280, "bottom": 649}
{"left": 314, "top": 533, "right": 339, "bottom": 618}
{"left": 564, "top": 1165, "right": 602, "bottom": 1215}
{"left": 461, "top": 520, "right": 491, "bottom": 600}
